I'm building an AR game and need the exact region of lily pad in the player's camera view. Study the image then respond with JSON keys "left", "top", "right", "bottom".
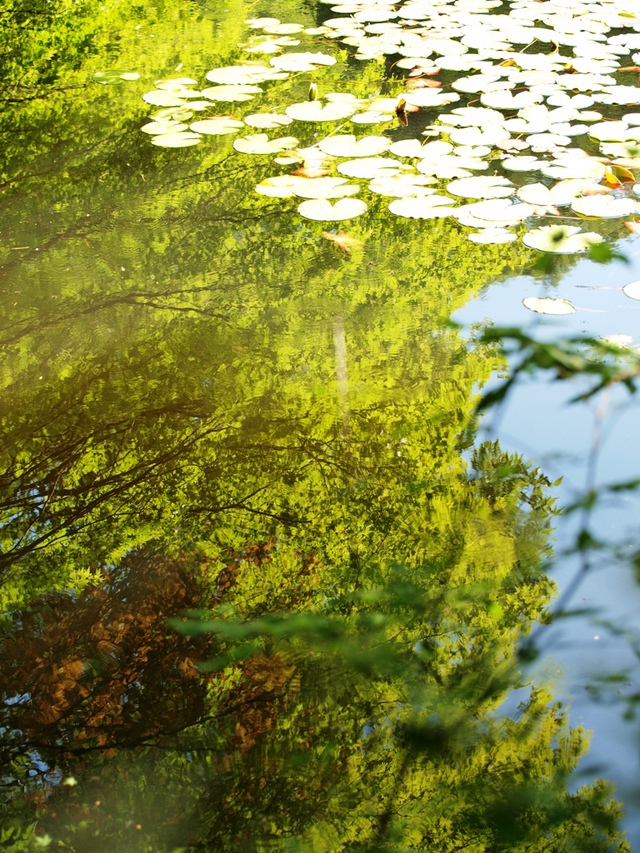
{"left": 205, "top": 65, "right": 285, "bottom": 84}
{"left": 388, "top": 195, "right": 456, "bottom": 219}
{"left": 368, "top": 173, "right": 436, "bottom": 197}
{"left": 571, "top": 195, "right": 640, "bottom": 218}
{"left": 468, "top": 229, "right": 517, "bottom": 244}
{"left": 233, "top": 134, "right": 298, "bottom": 154}
{"left": 523, "top": 297, "right": 576, "bottom": 315}
{"left": 151, "top": 132, "right": 202, "bottom": 148}
{"left": 202, "top": 85, "right": 262, "bottom": 102}
{"left": 466, "top": 199, "right": 535, "bottom": 222}
{"left": 244, "top": 113, "right": 293, "bottom": 129}
{"left": 318, "top": 134, "right": 391, "bottom": 158}
{"left": 522, "top": 225, "right": 602, "bottom": 254}
{"left": 337, "top": 158, "right": 403, "bottom": 178}
{"left": 291, "top": 176, "right": 360, "bottom": 200}
{"left": 142, "top": 90, "right": 186, "bottom": 107}
{"left": 190, "top": 118, "right": 245, "bottom": 135}
{"left": 271, "top": 52, "right": 337, "bottom": 72}
{"left": 447, "top": 175, "right": 514, "bottom": 199}
{"left": 286, "top": 101, "right": 358, "bottom": 122}
{"left": 255, "top": 175, "right": 305, "bottom": 198}
{"left": 94, "top": 70, "right": 139, "bottom": 84}
{"left": 622, "top": 281, "right": 640, "bottom": 301}
{"left": 141, "top": 120, "right": 188, "bottom": 135}
{"left": 297, "top": 198, "right": 368, "bottom": 221}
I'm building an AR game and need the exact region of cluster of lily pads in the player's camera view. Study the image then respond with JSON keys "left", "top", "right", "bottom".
{"left": 127, "top": 0, "right": 640, "bottom": 316}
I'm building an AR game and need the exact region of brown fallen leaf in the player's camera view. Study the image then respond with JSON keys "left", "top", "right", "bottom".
{"left": 406, "top": 78, "right": 442, "bottom": 89}
{"left": 624, "top": 220, "right": 640, "bottom": 233}
{"left": 583, "top": 184, "right": 614, "bottom": 196}
{"left": 292, "top": 166, "right": 331, "bottom": 178}
{"left": 610, "top": 164, "right": 636, "bottom": 183}
{"left": 321, "top": 230, "right": 364, "bottom": 254}
{"left": 618, "top": 66, "right": 640, "bottom": 73}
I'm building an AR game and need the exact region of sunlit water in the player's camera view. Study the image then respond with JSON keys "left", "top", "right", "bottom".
{"left": 2, "top": 0, "right": 640, "bottom": 849}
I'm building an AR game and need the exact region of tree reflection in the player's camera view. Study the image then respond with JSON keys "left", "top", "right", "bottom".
{"left": 0, "top": 0, "right": 631, "bottom": 850}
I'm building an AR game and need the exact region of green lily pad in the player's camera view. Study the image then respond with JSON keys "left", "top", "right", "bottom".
{"left": 189, "top": 118, "right": 245, "bottom": 135}
{"left": 337, "top": 158, "right": 403, "bottom": 179}
{"left": 571, "top": 195, "right": 640, "bottom": 218}
{"left": 286, "top": 101, "right": 358, "bottom": 122}
{"left": 468, "top": 228, "right": 517, "bottom": 244}
{"left": 151, "top": 132, "right": 202, "bottom": 148}
{"left": 622, "top": 281, "right": 640, "bottom": 301}
{"left": 141, "top": 120, "right": 188, "bottom": 135}
{"left": 291, "top": 176, "right": 360, "bottom": 200}
{"left": 297, "top": 198, "right": 368, "bottom": 221}
{"left": 202, "top": 85, "right": 262, "bottom": 102}
{"left": 205, "top": 65, "right": 286, "bottom": 84}
{"left": 368, "top": 173, "right": 436, "bottom": 197}
{"left": 94, "top": 70, "right": 138, "bottom": 84}
{"left": 388, "top": 195, "right": 456, "bottom": 219}
{"left": 244, "top": 113, "right": 293, "bottom": 129}
{"left": 522, "top": 225, "right": 602, "bottom": 254}
{"left": 318, "top": 134, "right": 391, "bottom": 158}
{"left": 271, "top": 52, "right": 337, "bottom": 72}
{"left": 233, "top": 134, "right": 299, "bottom": 154}
{"left": 142, "top": 90, "right": 186, "bottom": 107}
{"left": 523, "top": 297, "right": 576, "bottom": 315}
{"left": 447, "top": 175, "right": 514, "bottom": 199}
{"left": 255, "top": 175, "right": 304, "bottom": 198}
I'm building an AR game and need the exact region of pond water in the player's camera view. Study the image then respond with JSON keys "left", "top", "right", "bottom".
{"left": 2, "top": 0, "right": 640, "bottom": 849}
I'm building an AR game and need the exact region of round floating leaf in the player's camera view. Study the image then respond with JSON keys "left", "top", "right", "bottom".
{"left": 233, "top": 133, "right": 298, "bottom": 154}
{"left": 318, "top": 134, "right": 391, "bottom": 158}
{"left": 255, "top": 175, "right": 305, "bottom": 198}
{"left": 155, "top": 77, "right": 197, "bottom": 87}
{"left": 351, "top": 111, "right": 394, "bottom": 124}
{"left": 245, "top": 17, "right": 280, "bottom": 28}
{"left": 141, "top": 120, "right": 188, "bottom": 135}
{"left": 571, "top": 195, "right": 640, "bottom": 218}
{"left": 202, "top": 85, "right": 262, "bottom": 102}
{"left": 244, "top": 113, "right": 293, "bottom": 129}
{"left": 388, "top": 195, "right": 456, "bottom": 219}
{"left": 502, "top": 155, "right": 543, "bottom": 172}
{"left": 522, "top": 225, "right": 602, "bottom": 254}
{"left": 271, "top": 52, "right": 337, "bottom": 72}
{"left": 404, "top": 90, "right": 460, "bottom": 108}
{"left": 297, "top": 198, "right": 368, "bottom": 220}
{"left": 541, "top": 156, "right": 605, "bottom": 181}
{"left": 439, "top": 106, "right": 504, "bottom": 127}
{"left": 182, "top": 101, "right": 215, "bottom": 112}
{"left": 142, "top": 90, "right": 185, "bottom": 107}
{"left": 523, "top": 297, "right": 576, "bottom": 315}
{"left": 394, "top": 140, "right": 452, "bottom": 159}
{"left": 151, "top": 132, "right": 202, "bottom": 148}
{"left": 291, "top": 176, "right": 360, "bottom": 199}
{"left": 205, "top": 65, "right": 285, "bottom": 84}
{"left": 447, "top": 175, "right": 514, "bottom": 199}
{"left": 517, "top": 180, "right": 589, "bottom": 207}
{"left": 190, "top": 118, "right": 245, "bottom": 135}
{"left": 623, "top": 281, "right": 640, "bottom": 301}
{"left": 468, "top": 228, "right": 517, "bottom": 244}
{"left": 286, "top": 101, "right": 357, "bottom": 122}
{"left": 368, "top": 173, "right": 436, "bottom": 197}
{"left": 449, "top": 126, "right": 509, "bottom": 147}
{"left": 337, "top": 157, "right": 402, "bottom": 178}
{"left": 466, "top": 199, "right": 535, "bottom": 222}
{"left": 94, "top": 70, "right": 136, "bottom": 84}
{"left": 481, "top": 90, "right": 542, "bottom": 110}
{"left": 263, "top": 22, "right": 304, "bottom": 34}
{"left": 600, "top": 334, "right": 634, "bottom": 347}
